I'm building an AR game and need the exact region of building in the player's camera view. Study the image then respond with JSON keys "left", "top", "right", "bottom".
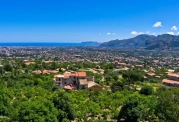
{"left": 162, "top": 73, "right": 179, "bottom": 87}
{"left": 88, "top": 81, "right": 102, "bottom": 91}
{"left": 25, "top": 61, "right": 35, "bottom": 66}
{"left": 54, "top": 71, "right": 102, "bottom": 91}
{"left": 146, "top": 72, "right": 156, "bottom": 77}
{"left": 32, "top": 70, "right": 59, "bottom": 75}
{"left": 167, "top": 73, "right": 179, "bottom": 81}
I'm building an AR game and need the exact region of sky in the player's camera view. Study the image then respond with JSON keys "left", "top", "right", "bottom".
{"left": 0, "top": 0, "right": 179, "bottom": 42}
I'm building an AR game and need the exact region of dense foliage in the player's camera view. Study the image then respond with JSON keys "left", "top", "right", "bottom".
{"left": 0, "top": 60, "right": 179, "bottom": 121}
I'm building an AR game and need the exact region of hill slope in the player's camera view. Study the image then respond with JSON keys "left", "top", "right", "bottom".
{"left": 100, "top": 34, "right": 179, "bottom": 49}
{"left": 100, "top": 35, "right": 154, "bottom": 48}
{"left": 145, "top": 34, "right": 179, "bottom": 49}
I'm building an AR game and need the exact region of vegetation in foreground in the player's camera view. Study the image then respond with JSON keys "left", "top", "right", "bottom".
{"left": 0, "top": 59, "right": 179, "bottom": 122}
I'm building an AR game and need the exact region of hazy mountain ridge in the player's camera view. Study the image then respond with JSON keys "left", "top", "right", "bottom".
{"left": 145, "top": 34, "right": 179, "bottom": 49}
{"left": 100, "top": 34, "right": 179, "bottom": 49}
{"left": 100, "top": 34, "right": 155, "bottom": 48}
{"left": 80, "top": 41, "right": 101, "bottom": 46}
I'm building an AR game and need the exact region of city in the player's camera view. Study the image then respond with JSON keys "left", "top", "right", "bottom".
{"left": 0, "top": 0, "right": 179, "bottom": 122}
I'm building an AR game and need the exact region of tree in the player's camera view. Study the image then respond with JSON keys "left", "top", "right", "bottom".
{"left": 62, "top": 118, "right": 70, "bottom": 122}
{"left": 118, "top": 94, "right": 156, "bottom": 122}
{"left": 111, "top": 80, "right": 125, "bottom": 92}
{"left": 0, "top": 87, "right": 11, "bottom": 117}
{"left": 140, "top": 85, "right": 154, "bottom": 95}
{"left": 52, "top": 90, "right": 76, "bottom": 121}
{"left": 0, "top": 66, "right": 5, "bottom": 76}
{"left": 122, "top": 70, "right": 144, "bottom": 89}
{"left": 17, "top": 99, "right": 58, "bottom": 122}
{"left": 3, "top": 64, "right": 12, "bottom": 72}
{"left": 50, "top": 62, "right": 59, "bottom": 70}
{"left": 156, "top": 88, "right": 179, "bottom": 122}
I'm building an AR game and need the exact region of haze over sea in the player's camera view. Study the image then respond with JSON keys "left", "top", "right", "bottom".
{"left": 0, "top": 42, "right": 84, "bottom": 46}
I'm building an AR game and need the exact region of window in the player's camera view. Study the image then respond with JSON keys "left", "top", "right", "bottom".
{"left": 73, "top": 81, "right": 76, "bottom": 85}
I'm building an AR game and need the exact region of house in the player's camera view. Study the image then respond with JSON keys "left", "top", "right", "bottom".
{"left": 48, "top": 70, "right": 59, "bottom": 74}
{"left": 114, "top": 61, "right": 127, "bottom": 68}
{"left": 88, "top": 81, "right": 102, "bottom": 91}
{"left": 162, "top": 79, "right": 179, "bottom": 87}
{"left": 32, "top": 70, "right": 42, "bottom": 74}
{"left": 25, "top": 62, "right": 35, "bottom": 66}
{"left": 44, "top": 61, "right": 53, "bottom": 63}
{"left": 162, "top": 73, "right": 179, "bottom": 87}
{"left": 146, "top": 72, "right": 156, "bottom": 77}
{"left": 135, "top": 65, "right": 144, "bottom": 68}
{"left": 32, "top": 70, "right": 59, "bottom": 75}
{"left": 53, "top": 71, "right": 102, "bottom": 91}
{"left": 168, "top": 69, "right": 175, "bottom": 73}
{"left": 42, "top": 70, "right": 49, "bottom": 74}
{"left": 167, "top": 73, "right": 179, "bottom": 81}
{"left": 64, "top": 85, "right": 73, "bottom": 91}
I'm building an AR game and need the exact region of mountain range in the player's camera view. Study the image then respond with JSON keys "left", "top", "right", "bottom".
{"left": 80, "top": 41, "right": 101, "bottom": 46}
{"left": 99, "top": 34, "right": 179, "bottom": 50}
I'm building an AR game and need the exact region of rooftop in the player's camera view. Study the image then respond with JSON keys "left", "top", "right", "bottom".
{"left": 162, "top": 79, "right": 179, "bottom": 85}
{"left": 167, "top": 73, "right": 179, "bottom": 77}
{"left": 79, "top": 79, "right": 88, "bottom": 85}
{"left": 64, "top": 85, "right": 72, "bottom": 90}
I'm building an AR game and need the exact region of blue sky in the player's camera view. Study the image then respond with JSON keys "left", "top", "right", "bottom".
{"left": 0, "top": 0, "right": 179, "bottom": 42}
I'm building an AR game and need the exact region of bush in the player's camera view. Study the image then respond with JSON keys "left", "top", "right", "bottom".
{"left": 140, "top": 85, "right": 154, "bottom": 95}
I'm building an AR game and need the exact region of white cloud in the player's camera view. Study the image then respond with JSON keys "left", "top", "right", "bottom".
{"left": 177, "top": 32, "right": 179, "bottom": 35}
{"left": 131, "top": 31, "right": 138, "bottom": 35}
{"left": 131, "top": 31, "right": 145, "bottom": 35}
{"left": 167, "top": 32, "right": 174, "bottom": 35}
{"left": 171, "top": 26, "right": 178, "bottom": 31}
{"left": 153, "top": 21, "right": 162, "bottom": 27}
{"left": 146, "top": 31, "right": 150, "bottom": 34}
{"left": 112, "top": 33, "right": 116, "bottom": 35}
{"left": 138, "top": 32, "right": 144, "bottom": 35}
{"left": 107, "top": 33, "right": 111, "bottom": 35}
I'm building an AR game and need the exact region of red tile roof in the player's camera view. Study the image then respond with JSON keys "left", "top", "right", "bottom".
{"left": 64, "top": 85, "right": 72, "bottom": 90}
{"left": 42, "top": 70, "right": 49, "bottom": 74}
{"left": 75, "top": 72, "right": 86, "bottom": 77}
{"left": 147, "top": 72, "right": 156, "bottom": 77}
{"left": 162, "top": 79, "right": 179, "bottom": 85}
{"left": 118, "top": 63, "right": 126, "bottom": 66}
{"left": 167, "top": 73, "right": 179, "bottom": 78}
{"left": 48, "top": 70, "right": 59, "bottom": 74}
{"left": 25, "top": 62, "right": 35, "bottom": 66}
{"left": 62, "top": 72, "right": 86, "bottom": 77}
{"left": 64, "top": 73, "right": 71, "bottom": 78}
{"left": 70, "top": 73, "right": 76, "bottom": 76}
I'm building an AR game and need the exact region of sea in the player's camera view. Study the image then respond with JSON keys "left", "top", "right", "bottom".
{"left": 0, "top": 43, "right": 84, "bottom": 47}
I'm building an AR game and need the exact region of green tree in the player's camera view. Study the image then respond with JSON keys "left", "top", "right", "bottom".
{"left": 3, "top": 64, "right": 13, "bottom": 72}
{"left": 0, "top": 87, "right": 11, "bottom": 117}
{"left": 17, "top": 99, "right": 58, "bottom": 122}
{"left": 140, "top": 85, "right": 154, "bottom": 95}
{"left": 52, "top": 90, "right": 76, "bottom": 121}
{"left": 118, "top": 94, "right": 156, "bottom": 122}
{"left": 156, "top": 88, "right": 179, "bottom": 122}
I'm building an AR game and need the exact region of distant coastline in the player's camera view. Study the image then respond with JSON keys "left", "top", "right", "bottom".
{"left": 0, "top": 42, "right": 100, "bottom": 47}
